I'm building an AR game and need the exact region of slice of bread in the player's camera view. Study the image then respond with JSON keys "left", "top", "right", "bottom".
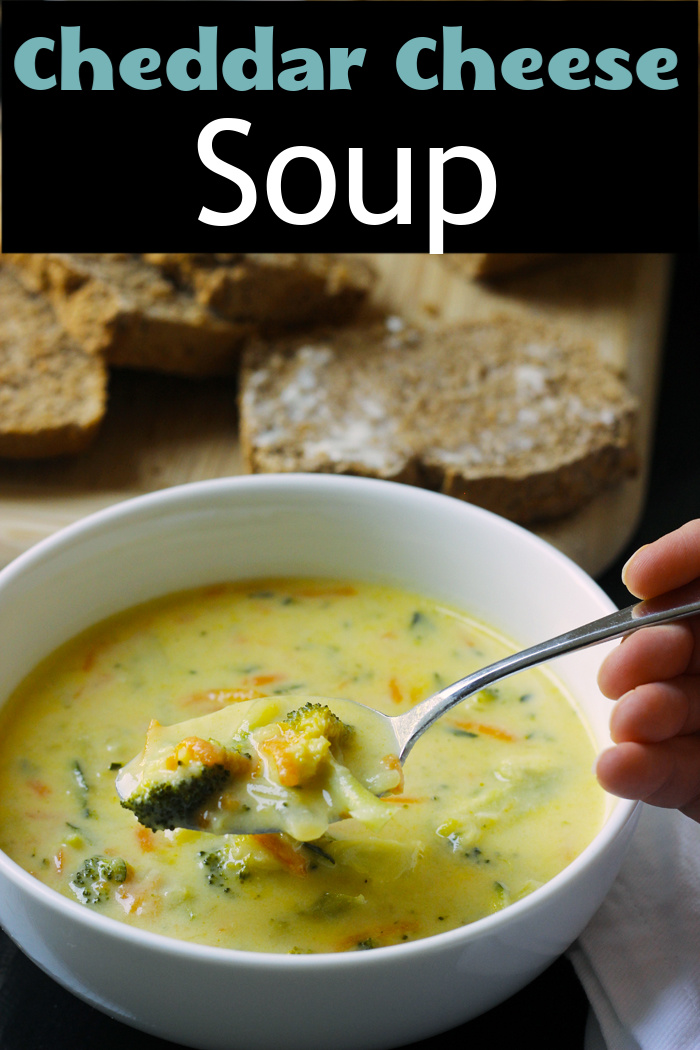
{"left": 0, "top": 266, "right": 107, "bottom": 458}
{"left": 4, "top": 253, "right": 252, "bottom": 377}
{"left": 441, "top": 254, "right": 559, "bottom": 279}
{"left": 239, "top": 318, "right": 638, "bottom": 524}
{"left": 141, "top": 253, "right": 373, "bottom": 329}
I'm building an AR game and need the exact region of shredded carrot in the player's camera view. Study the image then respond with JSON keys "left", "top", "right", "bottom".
{"left": 449, "top": 720, "right": 516, "bottom": 742}
{"left": 53, "top": 850, "right": 65, "bottom": 872}
{"left": 175, "top": 736, "right": 228, "bottom": 767}
{"left": 382, "top": 753, "right": 405, "bottom": 794}
{"left": 175, "top": 736, "right": 251, "bottom": 776}
{"left": 257, "top": 737, "right": 304, "bottom": 787}
{"left": 136, "top": 826, "right": 157, "bottom": 852}
{"left": 114, "top": 884, "right": 138, "bottom": 914}
{"left": 336, "top": 919, "right": 420, "bottom": 952}
{"left": 388, "top": 677, "right": 403, "bottom": 704}
{"left": 249, "top": 673, "right": 284, "bottom": 687}
{"left": 183, "top": 687, "right": 265, "bottom": 709}
{"left": 115, "top": 877, "right": 161, "bottom": 916}
{"left": 383, "top": 796, "right": 427, "bottom": 804}
{"left": 27, "top": 779, "right": 51, "bottom": 797}
{"left": 252, "top": 834, "right": 309, "bottom": 876}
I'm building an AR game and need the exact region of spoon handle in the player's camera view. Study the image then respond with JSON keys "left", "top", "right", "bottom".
{"left": 395, "top": 577, "right": 700, "bottom": 758}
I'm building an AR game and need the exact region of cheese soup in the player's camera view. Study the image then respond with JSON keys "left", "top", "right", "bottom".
{"left": 0, "top": 579, "right": 605, "bottom": 954}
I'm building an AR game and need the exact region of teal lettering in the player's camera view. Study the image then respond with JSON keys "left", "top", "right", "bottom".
{"left": 501, "top": 48, "right": 543, "bottom": 90}
{"left": 221, "top": 26, "right": 274, "bottom": 91}
{"left": 636, "top": 48, "right": 678, "bottom": 89}
{"left": 61, "top": 26, "right": 113, "bottom": 90}
{"left": 396, "top": 37, "right": 438, "bottom": 90}
{"left": 166, "top": 26, "right": 218, "bottom": 90}
{"left": 594, "top": 48, "right": 632, "bottom": 89}
{"left": 278, "top": 48, "right": 325, "bottom": 90}
{"left": 329, "top": 47, "right": 366, "bottom": 90}
{"left": 14, "top": 37, "right": 56, "bottom": 90}
{"left": 548, "top": 48, "right": 590, "bottom": 90}
{"left": 442, "top": 28, "right": 495, "bottom": 90}
{"left": 119, "top": 48, "right": 161, "bottom": 90}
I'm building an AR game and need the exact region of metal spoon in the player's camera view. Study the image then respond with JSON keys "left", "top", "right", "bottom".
{"left": 116, "top": 578, "right": 700, "bottom": 837}
{"left": 391, "top": 576, "right": 700, "bottom": 762}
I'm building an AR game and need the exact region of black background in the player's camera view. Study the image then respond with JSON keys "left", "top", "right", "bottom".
{"left": 1, "top": 1, "right": 698, "bottom": 250}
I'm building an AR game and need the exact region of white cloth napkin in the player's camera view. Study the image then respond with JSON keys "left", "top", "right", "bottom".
{"left": 568, "top": 803, "right": 700, "bottom": 1050}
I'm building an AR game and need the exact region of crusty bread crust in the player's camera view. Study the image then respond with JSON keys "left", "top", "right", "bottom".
{"left": 142, "top": 253, "right": 373, "bottom": 330}
{"left": 0, "top": 266, "right": 107, "bottom": 458}
{"left": 5, "top": 253, "right": 251, "bottom": 377}
{"left": 239, "top": 318, "right": 638, "bottom": 525}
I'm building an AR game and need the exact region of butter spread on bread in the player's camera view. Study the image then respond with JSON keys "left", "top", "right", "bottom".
{"left": 239, "top": 317, "right": 638, "bottom": 525}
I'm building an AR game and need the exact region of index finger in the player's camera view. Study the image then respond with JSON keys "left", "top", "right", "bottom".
{"left": 623, "top": 520, "right": 700, "bottom": 599}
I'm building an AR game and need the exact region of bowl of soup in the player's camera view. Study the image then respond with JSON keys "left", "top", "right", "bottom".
{"left": 0, "top": 474, "right": 638, "bottom": 1050}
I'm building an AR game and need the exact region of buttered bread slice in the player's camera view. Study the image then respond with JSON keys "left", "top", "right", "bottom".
{"left": 5, "top": 253, "right": 252, "bottom": 377}
{"left": 0, "top": 266, "right": 107, "bottom": 458}
{"left": 240, "top": 318, "right": 638, "bottom": 524}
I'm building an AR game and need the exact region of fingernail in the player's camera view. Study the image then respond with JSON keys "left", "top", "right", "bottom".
{"left": 621, "top": 544, "right": 648, "bottom": 586}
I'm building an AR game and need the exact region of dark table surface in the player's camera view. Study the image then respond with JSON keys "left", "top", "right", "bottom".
{"left": 0, "top": 251, "right": 697, "bottom": 1050}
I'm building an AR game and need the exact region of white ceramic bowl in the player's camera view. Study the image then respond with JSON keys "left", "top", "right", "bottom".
{"left": 0, "top": 474, "right": 638, "bottom": 1050}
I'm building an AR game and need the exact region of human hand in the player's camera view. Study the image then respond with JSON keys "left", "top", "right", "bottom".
{"left": 596, "top": 519, "right": 700, "bottom": 822}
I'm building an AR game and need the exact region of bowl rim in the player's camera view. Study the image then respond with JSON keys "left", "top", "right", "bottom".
{"left": 0, "top": 472, "right": 640, "bottom": 966}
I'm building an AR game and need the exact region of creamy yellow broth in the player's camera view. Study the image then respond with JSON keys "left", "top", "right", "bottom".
{"left": 0, "top": 579, "right": 605, "bottom": 954}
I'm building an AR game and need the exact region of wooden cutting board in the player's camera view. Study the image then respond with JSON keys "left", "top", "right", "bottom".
{"left": 0, "top": 253, "right": 671, "bottom": 577}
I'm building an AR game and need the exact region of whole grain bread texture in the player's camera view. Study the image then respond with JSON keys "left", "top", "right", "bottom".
{"left": 142, "top": 253, "right": 373, "bottom": 329}
{"left": 0, "top": 266, "right": 107, "bottom": 458}
{"left": 240, "top": 318, "right": 638, "bottom": 524}
{"left": 4, "top": 253, "right": 252, "bottom": 377}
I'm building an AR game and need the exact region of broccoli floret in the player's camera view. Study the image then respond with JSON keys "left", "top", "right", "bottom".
{"left": 69, "top": 855, "right": 127, "bottom": 905}
{"left": 120, "top": 763, "right": 231, "bottom": 832}
{"left": 119, "top": 730, "right": 253, "bottom": 832}
{"left": 257, "top": 703, "right": 354, "bottom": 789}
{"left": 283, "top": 702, "right": 352, "bottom": 748}
{"left": 197, "top": 847, "right": 250, "bottom": 891}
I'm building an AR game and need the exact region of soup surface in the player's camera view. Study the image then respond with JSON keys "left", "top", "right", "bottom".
{"left": 0, "top": 578, "right": 605, "bottom": 953}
